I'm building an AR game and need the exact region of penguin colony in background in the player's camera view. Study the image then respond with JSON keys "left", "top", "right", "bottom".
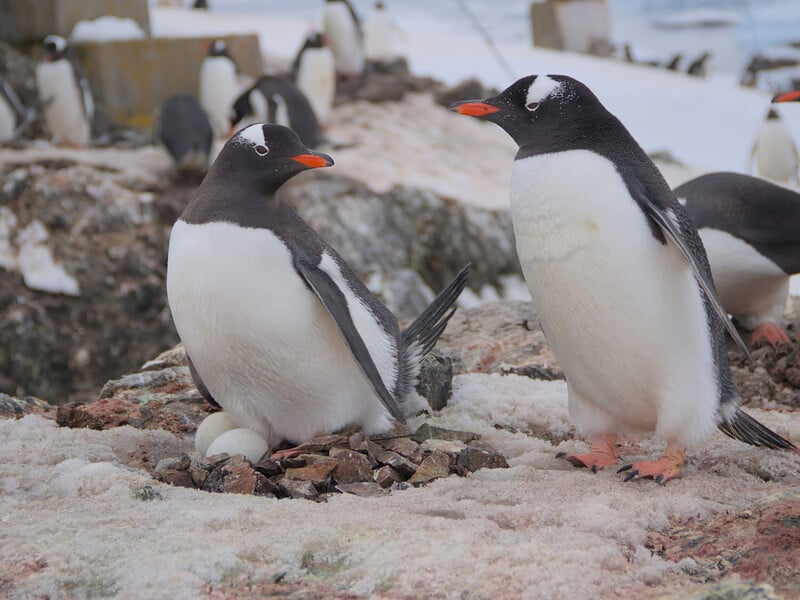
{"left": 323, "top": 0, "right": 365, "bottom": 77}
{"left": 675, "top": 171, "right": 800, "bottom": 347}
{"left": 35, "top": 35, "right": 94, "bottom": 147}
{"left": 167, "top": 123, "right": 469, "bottom": 451}
{"left": 292, "top": 32, "right": 336, "bottom": 125}
{"left": 749, "top": 108, "right": 799, "bottom": 184}
{"left": 199, "top": 40, "right": 240, "bottom": 139}
{"left": 451, "top": 75, "right": 797, "bottom": 483}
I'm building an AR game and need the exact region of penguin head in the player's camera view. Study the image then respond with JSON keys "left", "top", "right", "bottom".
{"left": 208, "top": 39, "right": 229, "bottom": 57}
{"left": 212, "top": 123, "right": 333, "bottom": 189}
{"left": 306, "top": 32, "right": 326, "bottom": 48}
{"left": 449, "top": 75, "right": 604, "bottom": 148}
{"left": 42, "top": 35, "right": 68, "bottom": 62}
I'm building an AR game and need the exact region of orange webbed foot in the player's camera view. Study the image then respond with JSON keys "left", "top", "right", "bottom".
{"left": 750, "top": 322, "right": 790, "bottom": 347}
{"left": 618, "top": 444, "right": 684, "bottom": 484}
{"left": 557, "top": 434, "right": 618, "bottom": 473}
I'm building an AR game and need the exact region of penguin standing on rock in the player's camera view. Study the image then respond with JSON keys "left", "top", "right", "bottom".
{"left": 323, "top": 0, "right": 365, "bottom": 78}
{"left": 200, "top": 40, "right": 240, "bottom": 138}
{"left": 154, "top": 95, "right": 213, "bottom": 173}
{"left": 675, "top": 172, "right": 800, "bottom": 347}
{"left": 35, "top": 35, "right": 93, "bottom": 147}
{"left": 167, "top": 123, "right": 469, "bottom": 452}
{"left": 292, "top": 32, "right": 336, "bottom": 125}
{"left": 451, "top": 75, "right": 798, "bottom": 483}
{"left": 749, "top": 108, "right": 799, "bottom": 184}
{"left": 229, "top": 75, "right": 325, "bottom": 148}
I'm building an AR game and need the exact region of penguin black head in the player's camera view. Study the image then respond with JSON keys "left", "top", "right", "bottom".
{"left": 449, "top": 75, "right": 607, "bottom": 148}
{"left": 208, "top": 39, "right": 230, "bottom": 57}
{"left": 766, "top": 108, "right": 781, "bottom": 120}
{"left": 772, "top": 90, "right": 800, "bottom": 103}
{"left": 210, "top": 123, "right": 333, "bottom": 190}
{"left": 305, "top": 32, "right": 326, "bottom": 48}
{"left": 42, "top": 35, "right": 68, "bottom": 61}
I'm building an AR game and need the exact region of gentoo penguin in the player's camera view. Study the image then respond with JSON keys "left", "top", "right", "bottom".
{"left": 199, "top": 40, "right": 240, "bottom": 138}
{"left": 229, "top": 76, "right": 324, "bottom": 148}
{"left": 364, "top": 1, "right": 401, "bottom": 63}
{"left": 35, "top": 35, "right": 93, "bottom": 147}
{"left": 687, "top": 52, "right": 711, "bottom": 77}
{"left": 323, "top": 0, "right": 365, "bottom": 77}
{"left": 292, "top": 32, "right": 336, "bottom": 125}
{"left": 0, "top": 73, "right": 28, "bottom": 143}
{"left": 167, "top": 123, "right": 469, "bottom": 450}
{"left": 749, "top": 108, "right": 799, "bottom": 184}
{"left": 154, "top": 95, "right": 213, "bottom": 173}
{"left": 675, "top": 172, "right": 800, "bottom": 346}
{"left": 664, "top": 53, "right": 682, "bottom": 71}
{"left": 450, "top": 75, "right": 797, "bottom": 482}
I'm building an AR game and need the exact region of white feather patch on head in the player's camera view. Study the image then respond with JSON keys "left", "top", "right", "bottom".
{"left": 237, "top": 123, "right": 266, "bottom": 147}
{"left": 526, "top": 76, "right": 563, "bottom": 104}
{"left": 45, "top": 35, "right": 67, "bottom": 53}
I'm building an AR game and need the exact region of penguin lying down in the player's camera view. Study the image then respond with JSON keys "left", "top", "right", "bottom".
{"left": 167, "top": 123, "right": 469, "bottom": 458}
{"left": 451, "top": 74, "right": 798, "bottom": 483}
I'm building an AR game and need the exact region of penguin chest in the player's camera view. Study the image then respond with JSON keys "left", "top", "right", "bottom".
{"left": 510, "top": 150, "right": 717, "bottom": 435}
{"left": 199, "top": 58, "right": 239, "bottom": 137}
{"left": 35, "top": 61, "right": 89, "bottom": 146}
{"left": 296, "top": 49, "right": 335, "bottom": 123}
{"left": 166, "top": 220, "right": 396, "bottom": 444}
{"left": 323, "top": 4, "right": 364, "bottom": 75}
{"left": 755, "top": 122, "right": 798, "bottom": 182}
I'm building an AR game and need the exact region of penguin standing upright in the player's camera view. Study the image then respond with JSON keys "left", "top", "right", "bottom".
{"left": 675, "top": 172, "right": 800, "bottom": 346}
{"left": 35, "top": 35, "right": 93, "bottom": 147}
{"left": 167, "top": 123, "right": 469, "bottom": 451}
{"left": 749, "top": 108, "right": 799, "bottom": 184}
{"left": 323, "top": 0, "right": 365, "bottom": 77}
{"left": 154, "top": 95, "right": 213, "bottom": 173}
{"left": 451, "top": 75, "right": 797, "bottom": 483}
{"left": 199, "top": 40, "right": 240, "bottom": 138}
{"left": 0, "top": 74, "right": 28, "bottom": 143}
{"left": 229, "top": 75, "right": 324, "bottom": 148}
{"left": 292, "top": 32, "right": 336, "bottom": 125}
{"left": 687, "top": 52, "right": 711, "bottom": 77}
{"left": 364, "top": 1, "right": 401, "bottom": 63}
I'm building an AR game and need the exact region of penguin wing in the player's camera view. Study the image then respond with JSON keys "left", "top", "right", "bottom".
{"left": 636, "top": 190, "right": 752, "bottom": 359}
{"left": 293, "top": 254, "right": 405, "bottom": 423}
{"left": 187, "top": 353, "right": 220, "bottom": 408}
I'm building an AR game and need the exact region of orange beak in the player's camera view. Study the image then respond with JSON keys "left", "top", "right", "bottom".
{"left": 772, "top": 90, "right": 800, "bottom": 103}
{"left": 290, "top": 152, "right": 334, "bottom": 168}
{"left": 449, "top": 100, "right": 501, "bottom": 117}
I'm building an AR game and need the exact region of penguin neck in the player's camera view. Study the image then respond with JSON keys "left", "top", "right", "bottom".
{"left": 182, "top": 174, "right": 285, "bottom": 227}
{"left": 515, "top": 109, "right": 624, "bottom": 159}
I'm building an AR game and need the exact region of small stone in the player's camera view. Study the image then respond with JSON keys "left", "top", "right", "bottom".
{"left": 154, "top": 468, "right": 195, "bottom": 489}
{"left": 420, "top": 439, "right": 466, "bottom": 455}
{"left": 329, "top": 449, "right": 373, "bottom": 484}
{"left": 254, "top": 473, "right": 281, "bottom": 496}
{"left": 155, "top": 454, "right": 190, "bottom": 472}
{"left": 348, "top": 432, "right": 369, "bottom": 452}
{"left": 457, "top": 443, "right": 509, "bottom": 472}
{"left": 336, "top": 482, "right": 388, "bottom": 497}
{"left": 284, "top": 459, "right": 338, "bottom": 486}
{"left": 374, "top": 465, "right": 403, "bottom": 488}
{"left": 278, "top": 478, "right": 318, "bottom": 500}
{"left": 410, "top": 424, "right": 478, "bottom": 444}
{"left": 378, "top": 437, "right": 424, "bottom": 464}
{"left": 223, "top": 463, "right": 257, "bottom": 494}
{"left": 371, "top": 448, "right": 418, "bottom": 477}
{"left": 253, "top": 459, "right": 283, "bottom": 478}
{"left": 132, "top": 484, "right": 162, "bottom": 501}
{"left": 415, "top": 353, "right": 454, "bottom": 411}
{"left": 294, "top": 434, "right": 349, "bottom": 453}
{"left": 408, "top": 450, "right": 451, "bottom": 485}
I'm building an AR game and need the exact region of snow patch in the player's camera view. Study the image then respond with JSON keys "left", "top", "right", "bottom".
{"left": 16, "top": 220, "right": 80, "bottom": 296}
{"left": 71, "top": 16, "right": 146, "bottom": 42}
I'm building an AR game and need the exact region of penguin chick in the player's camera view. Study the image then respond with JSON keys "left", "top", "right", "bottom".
{"left": 675, "top": 171, "right": 800, "bottom": 347}
{"left": 167, "top": 123, "right": 469, "bottom": 452}
{"left": 450, "top": 75, "right": 797, "bottom": 483}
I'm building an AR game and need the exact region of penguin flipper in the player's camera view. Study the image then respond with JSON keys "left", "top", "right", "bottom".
{"left": 293, "top": 255, "right": 406, "bottom": 423}
{"left": 187, "top": 353, "right": 220, "bottom": 408}
{"left": 636, "top": 191, "right": 752, "bottom": 359}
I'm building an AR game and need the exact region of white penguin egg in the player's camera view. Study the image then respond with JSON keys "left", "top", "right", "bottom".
{"left": 205, "top": 428, "right": 270, "bottom": 462}
{"left": 194, "top": 412, "right": 238, "bottom": 455}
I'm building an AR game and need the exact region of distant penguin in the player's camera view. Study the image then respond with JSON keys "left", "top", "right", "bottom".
{"left": 665, "top": 53, "right": 682, "bottom": 71}
{"left": 451, "top": 74, "right": 797, "bottom": 483}
{"left": 687, "top": 52, "right": 710, "bottom": 77}
{"left": 230, "top": 75, "right": 324, "bottom": 148}
{"left": 323, "top": 0, "right": 365, "bottom": 77}
{"left": 200, "top": 39, "right": 240, "bottom": 138}
{"left": 675, "top": 172, "right": 800, "bottom": 347}
{"left": 0, "top": 73, "right": 27, "bottom": 143}
{"left": 749, "top": 108, "right": 799, "bottom": 184}
{"left": 154, "top": 95, "right": 213, "bottom": 172}
{"left": 292, "top": 32, "right": 336, "bottom": 124}
{"left": 364, "top": 1, "right": 400, "bottom": 63}
{"left": 35, "top": 35, "right": 93, "bottom": 147}
{"left": 167, "top": 123, "right": 469, "bottom": 451}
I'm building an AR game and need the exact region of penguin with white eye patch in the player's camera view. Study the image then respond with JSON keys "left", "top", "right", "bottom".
{"left": 451, "top": 74, "right": 798, "bottom": 483}
{"left": 167, "top": 123, "right": 469, "bottom": 453}
{"left": 35, "top": 35, "right": 93, "bottom": 147}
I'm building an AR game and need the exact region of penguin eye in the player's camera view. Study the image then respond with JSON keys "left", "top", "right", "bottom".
{"left": 526, "top": 102, "right": 540, "bottom": 112}
{"left": 255, "top": 145, "right": 269, "bottom": 156}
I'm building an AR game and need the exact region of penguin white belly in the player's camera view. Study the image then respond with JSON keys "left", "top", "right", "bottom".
{"left": 167, "top": 220, "right": 396, "bottom": 447}
{"left": 200, "top": 58, "right": 239, "bottom": 138}
{"left": 0, "top": 96, "right": 14, "bottom": 142}
{"left": 510, "top": 150, "right": 718, "bottom": 446}
{"left": 755, "top": 123, "right": 798, "bottom": 183}
{"left": 364, "top": 13, "right": 396, "bottom": 61}
{"left": 35, "top": 61, "right": 90, "bottom": 146}
{"left": 699, "top": 227, "right": 789, "bottom": 328}
{"left": 323, "top": 4, "right": 365, "bottom": 76}
{"left": 296, "top": 48, "right": 335, "bottom": 124}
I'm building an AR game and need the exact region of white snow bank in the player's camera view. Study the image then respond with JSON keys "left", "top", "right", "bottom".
{"left": 2, "top": 375, "right": 799, "bottom": 598}
{"left": 71, "top": 16, "right": 146, "bottom": 42}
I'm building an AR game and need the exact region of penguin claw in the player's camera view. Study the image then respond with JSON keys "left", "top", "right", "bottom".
{"left": 750, "top": 322, "right": 791, "bottom": 348}
{"left": 622, "top": 469, "right": 639, "bottom": 482}
{"left": 555, "top": 452, "right": 566, "bottom": 458}
{"left": 617, "top": 464, "right": 633, "bottom": 473}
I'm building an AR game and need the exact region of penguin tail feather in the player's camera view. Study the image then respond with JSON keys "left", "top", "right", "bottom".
{"left": 401, "top": 264, "right": 470, "bottom": 359}
{"left": 718, "top": 407, "right": 798, "bottom": 452}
